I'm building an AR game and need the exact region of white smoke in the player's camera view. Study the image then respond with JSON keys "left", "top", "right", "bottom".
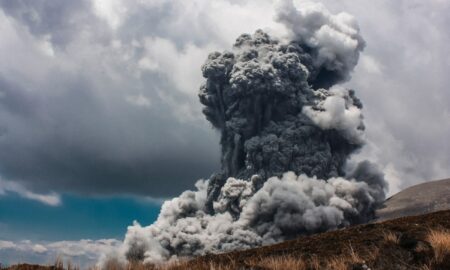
{"left": 303, "top": 86, "right": 365, "bottom": 143}
{"left": 117, "top": 171, "right": 381, "bottom": 263}
{"left": 102, "top": 0, "right": 387, "bottom": 266}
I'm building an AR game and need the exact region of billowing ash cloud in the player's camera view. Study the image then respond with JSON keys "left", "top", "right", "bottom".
{"left": 110, "top": 0, "right": 387, "bottom": 264}
{"left": 275, "top": 0, "right": 365, "bottom": 89}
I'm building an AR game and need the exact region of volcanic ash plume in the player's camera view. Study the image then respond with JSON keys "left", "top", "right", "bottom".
{"left": 116, "top": 0, "right": 387, "bottom": 264}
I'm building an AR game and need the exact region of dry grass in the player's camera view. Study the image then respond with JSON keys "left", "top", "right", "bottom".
{"left": 324, "top": 257, "right": 348, "bottom": 270}
{"left": 320, "top": 245, "right": 371, "bottom": 270}
{"left": 308, "top": 256, "right": 321, "bottom": 270}
{"left": 418, "top": 265, "right": 432, "bottom": 270}
{"left": 96, "top": 254, "right": 370, "bottom": 270}
{"left": 246, "top": 256, "right": 308, "bottom": 270}
{"left": 348, "top": 243, "right": 367, "bottom": 264}
{"left": 426, "top": 229, "right": 450, "bottom": 264}
{"left": 382, "top": 230, "right": 400, "bottom": 245}
{"left": 65, "top": 261, "right": 79, "bottom": 270}
{"left": 54, "top": 257, "right": 64, "bottom": 270}
{"left": 243, "top": 252, "right": 368, "bottom": 270}
{"left": 94, "top": 248, "right": 374, "bottom": 270}
{"left": 89, "top": 260, "right": 237, "bottom": 270}
{"left": 86, "top": 243, "right": 376, "bottom": 270}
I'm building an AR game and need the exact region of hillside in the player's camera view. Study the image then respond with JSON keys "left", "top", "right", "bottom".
{"left": 376, "top": 178, "right": 450, "bottom": 221}
{"left": 173, "top": 210, "right": 450, "bottom": 270}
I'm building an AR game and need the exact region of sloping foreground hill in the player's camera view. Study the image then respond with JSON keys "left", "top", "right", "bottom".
{"left": 6, "top": 210, "right": 450, "bottom": 270}
{"left": 376, "top": 178, "right": 450, "bottom": 221}
{"left": 172, "top": 210, "right": 450, "bottom": 270}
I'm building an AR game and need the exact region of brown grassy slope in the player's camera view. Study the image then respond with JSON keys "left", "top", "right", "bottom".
{"left": 178, "top": 210, "right": 450, "bottom": 270}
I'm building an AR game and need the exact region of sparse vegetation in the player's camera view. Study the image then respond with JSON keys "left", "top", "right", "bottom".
{"left": 382, "top": 230, "right": 400, "bottom": 244}
{"left": 426, "top": 228, "right": 450, "bottom": 267}
{"left": 246, "top": 256, "right": 307, "bottom": 270}
{"left": 95, "top": 251, "right": 375, "bottom": 270}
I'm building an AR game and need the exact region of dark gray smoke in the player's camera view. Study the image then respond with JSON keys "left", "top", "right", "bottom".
{"left": 200, "top": 28, "right": 366, "bottom": 213}
{"left": 106, "top": 0, "right": 387, "bottom": 265}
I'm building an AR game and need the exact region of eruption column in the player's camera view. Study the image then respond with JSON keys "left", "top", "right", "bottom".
{"left": 114, "top": 0, "right": 387, "bottom": 264}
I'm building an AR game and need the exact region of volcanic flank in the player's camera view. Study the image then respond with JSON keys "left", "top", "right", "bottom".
{"left": 109, "top": 0, "right": 388, "bottom": 265}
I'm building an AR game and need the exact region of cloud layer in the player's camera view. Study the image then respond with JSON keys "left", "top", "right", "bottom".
{"left": 0, "top": 0, "right": 449, "bottom": 200}
{"left": 0, "top": 0, "right": 231, "bottom": 197}
{"left": 0, "top": 238, "right": 121, "bottom": 268}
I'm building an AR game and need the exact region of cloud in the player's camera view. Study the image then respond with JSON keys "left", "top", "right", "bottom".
{"left": 0, "top": 178, "right": 61, "bottom": 206}
{"left": 92, "top": 0, "right": 127, "bottom": 30}
{"left": 0, "top": 238, "right": 121, "bottom": 268}
{"left": 0, "top": 1, "right": 225, "bottom": 197}
{"left": 313, "top": 0, "right": 450, "bottom": 193}
{"left": 0, "top": 240, "right": 15, "bottom": 249}
{"left": 303, "top": 86, "right": 365, "bottom": 143}
{"left": 19, "top": 191, "right": 61, "bottom": 206}
{"left": 125, "top": 94, "right": 151, "bottom": 108}
{"left": 0, "top": 0, "right": 449, "bottom": 200}
{"left": 275, "top": 0, "right": 365, "bottom": 87}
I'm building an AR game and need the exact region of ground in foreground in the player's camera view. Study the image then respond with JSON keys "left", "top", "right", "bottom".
{"left": 4, "top": 210, "right": 450, "bottom": 270}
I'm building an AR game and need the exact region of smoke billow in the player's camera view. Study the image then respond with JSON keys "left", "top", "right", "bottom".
{"left": 112, "top": 0, "right": 387, "bottom": 264}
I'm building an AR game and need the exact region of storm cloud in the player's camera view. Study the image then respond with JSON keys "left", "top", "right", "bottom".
{"left": 0, "top": 0, "right": 449, "bottom": 201}
{"left": 0, "top": 0, "right": 225, "bottom": 197}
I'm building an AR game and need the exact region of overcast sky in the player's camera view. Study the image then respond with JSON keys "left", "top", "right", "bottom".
{"left": 0, "top": 0, "right": 448, "bottom": 200}
{"left": 0, "top": 0, "right": 449, "bottom": 266}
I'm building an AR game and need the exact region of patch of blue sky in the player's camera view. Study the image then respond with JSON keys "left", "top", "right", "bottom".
{"left": 0, "top": 193, "right": 161, "bottom": 241}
